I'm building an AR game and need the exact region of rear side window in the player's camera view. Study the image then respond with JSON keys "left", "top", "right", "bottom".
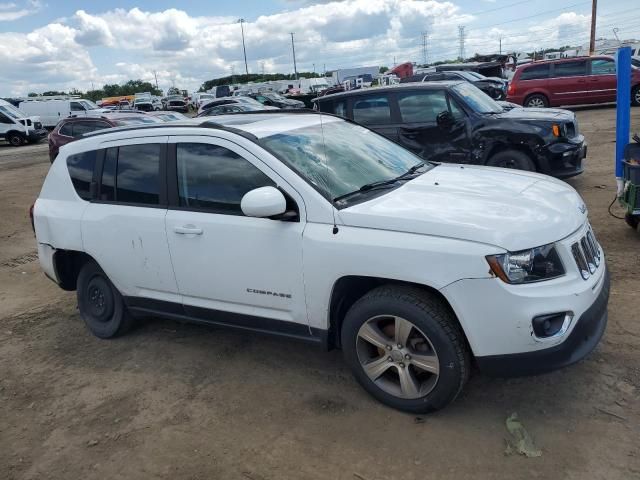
{"left": 115, "top": 144, "right": 162, "bottom": 205}
{"left": 519, "top": 64, "right": 550, "bottom": 81}
{"left": 553, "top": 60, "right": 587, "bottom": 77}
{"left": 352, "top": 95, "right": 391, "bottom": 125}
{"left": 67, "top": 151, "right": 97, "bottom": 200}
{"left": 332, "top": 99, "right": 346, "bottom": 117}
{"left": 99, "top": 147, "right": 117, "bottom": 201}
{"left": 398, "top": 90, "right": 448, "bottom": 123}
{"left": 72, "top": 121, "right": 110, "bottom": 137}
{"left": 591, "top": 59, "right": 615, "bottom": 75}
{"left": 176, "top": 143, "right": 275, "bottom": 215}
{"left": 59, "top": 122, "right": 73, "bottom": 136}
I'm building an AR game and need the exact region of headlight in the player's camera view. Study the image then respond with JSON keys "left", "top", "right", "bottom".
{"left": 486, "top": 243, "right": 565, "bottom": 284}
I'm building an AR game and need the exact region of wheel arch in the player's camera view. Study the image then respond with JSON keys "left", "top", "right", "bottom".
{"left": 53, "top": 249, "right": 96, "bottom": 291}
{"left": 485, "top": 142, "right": 539, "bottom": 171}
{"left": 523, "top": 91, "right": 550, "bottom": 107}
{"left": 326, "top": 275, "right": 468, "bottom": 351}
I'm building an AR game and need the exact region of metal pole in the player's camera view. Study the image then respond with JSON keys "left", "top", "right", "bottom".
{"left": 615, "top": 46, "right": 631, "bottom": 195}
{"left": 290, "top": 32, "right": 298, "bottom": 80}
{"left": 589, "top": 0, "right": 597, "bottom": 55}
{"left": 239, "top": 19, "right": 249, "bottom": 76}
{"left": 499, "top": 36, "right": 502, "bottom": 55}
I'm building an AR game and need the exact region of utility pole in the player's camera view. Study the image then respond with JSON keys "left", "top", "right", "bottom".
{"left": 313, "top": 63, "right": 316, "bottom": 74}
{"left": 323, "top": 63, "right": 326, "bottom": 76}
{"left": 499, "top": 35, "right": 503, "bottom": 55}
{"left": 238, "top": 19, "right": 249, "bottom": 75}
{"left": 589, "top": 0, "right": 597, "bottom": 55}
{"left": 153, "top": 70, "right": 159, "bottom": 90}
{"left": 422, "top": 31, "right": 429, "bottom": 65}
{"left": 290, "top": 32, "right": 298, "bottom": 80}
{"left": 458, "top": 25, "right": 466, "bottom": 61}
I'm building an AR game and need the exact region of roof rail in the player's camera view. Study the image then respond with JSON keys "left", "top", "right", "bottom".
{"left": 18, "top": 95, "right": 82, "bottom": 101}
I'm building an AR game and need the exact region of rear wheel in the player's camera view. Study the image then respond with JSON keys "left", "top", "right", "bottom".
{"left": 524, "top": 94, "right": 549, "bottom": 108}
{"left": 77, "top": 261, "right": 134, "bottom": 339}
{"left": 486, "top": 149, "right": 536, "bottom": 172}
{"left": 341, "top": 286, "right": 469, "bottom": 413}
{"left": 7, "top": 132, "right": 24, "bottom": 147}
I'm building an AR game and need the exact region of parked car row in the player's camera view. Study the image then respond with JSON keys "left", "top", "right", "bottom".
{"left": 402, "top": 70, "right": 507, "bottom": 100}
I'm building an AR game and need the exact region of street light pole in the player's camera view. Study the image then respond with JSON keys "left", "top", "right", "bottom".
{"left": 290, "top": 32, "right": 298, "bottom": 80}
{"left": 238, "top": 19, "right": 249, "bottom": 76}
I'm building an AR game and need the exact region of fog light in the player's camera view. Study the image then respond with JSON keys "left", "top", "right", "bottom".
{"left": 532, "top": 312, "right": 572, "bottom": 339}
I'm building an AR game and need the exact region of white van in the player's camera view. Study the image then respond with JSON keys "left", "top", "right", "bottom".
{"left": 18, "top": 98, "right": 110, "bottom": 128}
{"left": 0, "top": 99, "right": 48, "bottom": 146}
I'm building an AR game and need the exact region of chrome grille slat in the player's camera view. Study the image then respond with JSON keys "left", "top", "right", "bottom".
{"left": 571, "top": 225, "right": 601, "bottom": 280}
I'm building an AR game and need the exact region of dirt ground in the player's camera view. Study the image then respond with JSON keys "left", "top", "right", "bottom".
{"left": 1, "top": 108, "right": 639, "bottom": 480}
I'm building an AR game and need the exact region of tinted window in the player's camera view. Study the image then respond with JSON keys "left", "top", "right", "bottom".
{"left": 176, "top": 143, "right": 274, "bottom": 214}
{"left": 67, "top": 150, "right": 97, "bottom": 200}
{"left": 333, "top": 99, "right": 346, "bottom": 117}
{"left": 116, "top": 144, "right": 162, "bottom": 205}
{"left": 442, "top": 73, "right": 461, "bottom": 81}
{"left": 70, "top": 101, "right": 84, "bottom": 112}
{"left": 519, "top": 64, "right": 550, "bottom": 81}
{"left": 591, "top": 59, "right": 615, "bottom": 75}
{"left": 73, "top": 121, "right": 109, "bottom": 137}
{"left": 398, "top": 90, "right": 448, "bottom": 123}
{"left": 553, "top": 60, "right": 587, "bottom": 77}
{"left": 59, "top": 122, "right": 73, "bottom": 136}
{"left": 423, "top": 73, "right": 445, "bottom": 81}
{"left": 99, "top": 147, "right": 117, "bottom": 201}
{"left": 352, "top": 95, "right": 391, "bottom": 125}
{"left": 0, "top": 112, "right": 13, "bottom": 124}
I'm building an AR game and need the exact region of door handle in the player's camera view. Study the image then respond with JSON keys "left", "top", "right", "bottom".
{"left": 173, "top": 225, "right": 203, "bottom": 235}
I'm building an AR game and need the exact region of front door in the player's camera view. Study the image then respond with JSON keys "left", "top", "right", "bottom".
{"left": 164, "top": 136, "right": 309, "bottom": 335}
{"left": 588, "top": 58, "right": 617, "bottom": 103}
{"left": 394, "top": 89, "right": 470, "bottom": 163}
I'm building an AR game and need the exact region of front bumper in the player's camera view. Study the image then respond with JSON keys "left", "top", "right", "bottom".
{"left": 540, "top": 135, "right": 587, "bottom": 179}
{"left": 26, "top": 128, "right": 48, "bottom": 141}
{"left": 475, "top": 266, "right": 609, "bottom": 376}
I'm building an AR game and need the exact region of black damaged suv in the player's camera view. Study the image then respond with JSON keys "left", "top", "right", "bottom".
{"left": 314, "top": 81, "right": 586, "bottom": 179}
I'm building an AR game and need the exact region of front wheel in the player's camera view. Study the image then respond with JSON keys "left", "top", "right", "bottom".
{"left": 7, "top": 132, "right": 24, "bottom": 147}
{"left": 341, "top": 286, "right": 469, "bottom": 413}
{"left": 77, "top": 261, "right": 134, "bottom": 339}
{"left": 486, "top": 149, "right": 536, "bottom": 172}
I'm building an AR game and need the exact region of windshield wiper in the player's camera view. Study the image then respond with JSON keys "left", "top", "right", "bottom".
{"left": 333, "top": 162, "right": 427, "bottom": 203}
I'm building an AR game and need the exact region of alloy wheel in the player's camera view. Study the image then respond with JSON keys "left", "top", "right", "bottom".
{"left": 356, "top": 315, "right": 439, "bottom": 399}
{"left": 527, "top": 97, "right": 545, "bottom": 108}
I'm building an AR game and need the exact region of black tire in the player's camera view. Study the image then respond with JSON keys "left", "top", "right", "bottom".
{"left": 341, "top": 286, "right": 470, "bottom": 413}
{"left": 625, "top": 213, "right": 639, "bottom": 230}
{"left": 7, "top": 132, "right": 24, "bottom": 147}
{"left": 76, "top": 261, "right": 134, "bottom": 339}
{"left": 632, "top": 86, "right": 640, "bottom": 107}
{"left": 524, "top": 93, "right": 549, "bottom": 108}
{"left": 486, "top": 149, "right": 536, "bottom": 171}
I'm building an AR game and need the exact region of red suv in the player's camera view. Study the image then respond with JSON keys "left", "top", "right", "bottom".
{"left": 507, "top": 56, "right": 640, "bottom": 108}
{"left": 48, "top": 113, "right": 161, "bottom": 162}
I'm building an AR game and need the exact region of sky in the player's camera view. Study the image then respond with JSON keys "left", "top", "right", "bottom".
{"left": 0, "top": 0, "right": 637, "bottom": 96}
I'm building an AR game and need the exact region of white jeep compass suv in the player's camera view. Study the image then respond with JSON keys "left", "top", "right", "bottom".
{"left": 34, "top": 112, "right": 609, "bottom": 413}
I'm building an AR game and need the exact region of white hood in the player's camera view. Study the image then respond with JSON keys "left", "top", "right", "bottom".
{"left": 338, "top": 164, "right": 586, "bottom": 252}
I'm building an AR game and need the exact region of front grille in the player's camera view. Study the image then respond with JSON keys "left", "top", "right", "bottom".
{"left": 571, "top": 226, "right": 601, "bottom": 280}
{"left": 169, "top": 101, "right": 184, "bottom": 106}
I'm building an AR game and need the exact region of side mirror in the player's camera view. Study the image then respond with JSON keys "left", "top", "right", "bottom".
{"left": 436, "top": 111, "right": 455, "bottom": 129}
{"left": 241, "top": 186, "right": 287, "bottom": 218}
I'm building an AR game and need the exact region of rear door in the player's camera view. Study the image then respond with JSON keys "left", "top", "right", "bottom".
{"left": 548, "top": 59, "right": 589, "bottom": 106}
{"left": 395, "top": 88, "right": 470, "bottom": 163}
{"left": 588, "top": 58, "right": 617, "bottom": 103}
{"left": 348, "top": 92, "right": 399, "bottom": 141}
{"left": 81, "top": 137, "right": 181, "bottom": 306}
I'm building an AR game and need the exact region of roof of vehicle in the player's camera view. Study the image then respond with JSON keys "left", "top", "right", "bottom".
{"left": 83, "top": 111, "right": 342, "bottom": 141}
{"left": 314, "top": 81, "right": 464, "bottom": 101}
{"left": 62, "top": 112, "right": 152, "bottom": 122}
{"left": 518, "top": 55, "right": 613, "bottom": 68}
